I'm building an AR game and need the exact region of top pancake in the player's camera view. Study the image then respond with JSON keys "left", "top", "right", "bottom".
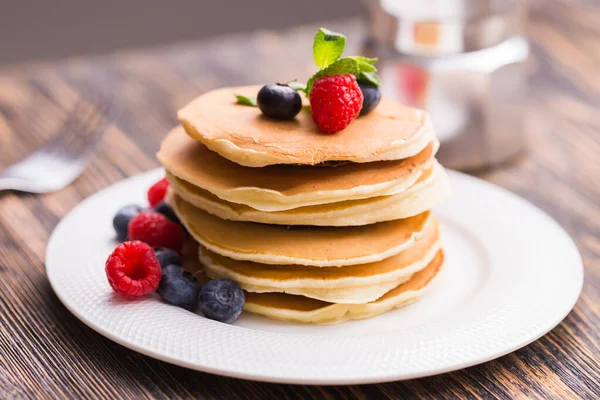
{"left": 177, "top": 85, "right": 435, "bottom": 167}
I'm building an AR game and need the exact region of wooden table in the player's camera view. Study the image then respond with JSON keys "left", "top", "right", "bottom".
{"left": 1, "top": 2, "right": 599, "bottom": 399}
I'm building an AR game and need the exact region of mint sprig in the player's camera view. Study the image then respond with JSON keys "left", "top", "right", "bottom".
{"left": 235, "top": 94, "right": 257, "bottom": 107}
{"left": 313, "top": 28, "right": 346, "bottom": 69}
{"left": 302, "top": 28, "right": 381, "bottom": 95}
{"left": 358, "top": 71, "right": 381, "bottom": 86}
{"left": 350, "top": 56, "right": 378, "bottom": 73}
{"left": 287, "top": 81, "right": 307, "bottom": 92}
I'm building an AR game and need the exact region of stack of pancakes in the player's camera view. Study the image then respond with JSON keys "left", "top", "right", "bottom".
{"left": 159, "top": 86, "right": 450, "bottom": 324}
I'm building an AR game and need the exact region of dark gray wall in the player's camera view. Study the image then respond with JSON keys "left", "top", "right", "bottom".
{"left": 0, "top": 0, "right": 365, "bottom": 65}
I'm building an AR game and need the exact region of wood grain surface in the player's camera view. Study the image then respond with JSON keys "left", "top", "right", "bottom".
{"left": 1, "top": 2, "right": 599, "bottom": 399}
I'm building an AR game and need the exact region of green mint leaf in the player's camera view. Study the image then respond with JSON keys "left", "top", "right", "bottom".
{"left": 235, "top": 94, "right": 257, "bottom": 107}
{"left": 350, "top": 56, "right": 378, "bottom": 66}
{"left": 306, "top": 57, "right": 359, "bottom": 95}
{"left": 350, "top": 56, "right": 378, "bottom": 73}
{"left": 313, "top": 28, "right": 346, "bottom": 69}
{"left": 358, "top": 71, "right": 381, "bottom": 86}
{"left": 287, "top": 81, "right": 307, "bottom": 91}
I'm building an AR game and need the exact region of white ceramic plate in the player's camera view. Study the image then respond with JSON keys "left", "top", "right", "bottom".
{"left": 46, "top": 169, "right": 583, "bottom": 385}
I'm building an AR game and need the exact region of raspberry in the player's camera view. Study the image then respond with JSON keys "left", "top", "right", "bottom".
{"left": 128, "top": 212, "right": 185, "bottom": 252}
{"left": 148, "top": 178, "right": 169, "bottom": 207}
{"left": 309, "top": 74, "right": 363, "bottom": 134}
{"left": 105, "top": 241, "right": 161, "bottom": 297}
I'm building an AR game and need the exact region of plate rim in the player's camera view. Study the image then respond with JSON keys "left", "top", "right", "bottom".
{"left": 46, "top": 169, "right": 584, "bottom": 385}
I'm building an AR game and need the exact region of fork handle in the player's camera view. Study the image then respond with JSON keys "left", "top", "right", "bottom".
{"left": 0, "top": 176, "right": 30, "bottom": 192}
{"left": 0, "top": 176, "right": 18, "bottom": 192}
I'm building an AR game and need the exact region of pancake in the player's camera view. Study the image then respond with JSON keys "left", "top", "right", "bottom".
{"left": 240, "top": 277, "right": 412, "bottom": 305}
{"left": 168, "top": 192, "right": 432, "bottom": 267}
{"left": 198, "top": 219, "right": 440, "bottom": 303}
{"left": 158, "top": 126, "right": 437, "bottom": 212}
{"left": 167, "top": 161, "right": 450, "bottom": 226}
{"left": 244, "top": 251, "right": 444, "bottom": 324}
{"left": 177, "top": 86, "right": 435, "bottom": 167}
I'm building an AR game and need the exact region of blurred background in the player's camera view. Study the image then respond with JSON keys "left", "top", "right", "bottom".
{"left": 0, "top": 0, "right": 365, "bottom": 65}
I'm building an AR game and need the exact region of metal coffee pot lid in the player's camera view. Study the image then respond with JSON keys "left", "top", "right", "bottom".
{"left": 363, "top": 0, "right": 527, "bottom": 55}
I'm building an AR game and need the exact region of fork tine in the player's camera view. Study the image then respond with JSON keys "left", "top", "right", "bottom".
{"left": 60, "top": 116, "right": 104, "bottom": 157}
{"left": 55, "top": 97, "right": 118, "bottom": 160}
{"left": 36, "top": 112, "right": 104, "bottom": 164}
{"left": 40, "top": 94, "right": 114, "bottom": 157}
{"left": 38, "top": 98, "right": 98, "bottom": 153}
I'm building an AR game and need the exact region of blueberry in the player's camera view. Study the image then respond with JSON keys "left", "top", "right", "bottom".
{"left": 112, "top": 204, "right": 144, "bottom": 241}
{"left": 257, "top": 84, "right": 302, "bottom": 120}
{"left": 358, "top": 81, "right": 382, "bottom": 116}
{"left": 199, "top": 279, "right": 245, "bottom": 323}
{"left": 158, "top": 264, "right": 201, "bottom": 310}
{"left": 154, "top": 247, "right": 181, "bottom": 270}
{"left": 154, "top": 201, "right": 181, "bottom": 225}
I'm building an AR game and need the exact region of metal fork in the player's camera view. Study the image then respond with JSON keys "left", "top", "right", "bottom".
{"left": 0, "top": 93, "right": 119, "bottom": 193}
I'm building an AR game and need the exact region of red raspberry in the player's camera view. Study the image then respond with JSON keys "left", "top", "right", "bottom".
{"left": 105, "top": 241, "right": 161, "bottom": 297}
{"left": 148, "top": 178, "right": 169, "bottom": 207}
{"left": 309, "top": 74, "right": 363, "bottom": 134}
{"left": 128, "top": 212, "right": 185, "bottom": 252}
